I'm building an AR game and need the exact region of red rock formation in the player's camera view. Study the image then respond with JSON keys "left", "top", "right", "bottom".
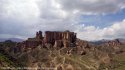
{"left": 63, "top": 40, "right": 70, "bottom": 48}
{"left": 53, "top": 40, "right": 63, "bottom": 48}
{"left": 22, "top": 31, "right": 43, "bottom": 48}
{"left": 76, "top": 39, "right": 88, "bottom": 48}
{"left": 107, "top": 39, "right": 121, "bottom": 46}
{"left": 44, "top": 31, "right": 76, "bottom": 44}
{"left": 36, "top": 31, "right": 43, "bottom": 40}
{"left": 24, "top": 39, "right": 40, "bottom": 48}
{"left": 106, "top": 39, "right": 122, "bottom": 49}
{"left": 21, "top": 30, "right": 77, "bottom": 48}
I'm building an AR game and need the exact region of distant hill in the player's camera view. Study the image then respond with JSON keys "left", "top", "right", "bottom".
{"left": 89, "top": 39, "right": 109, "bottom": 45}
{"left": 90, "top": 38, "right": 125, "bottom": 45}
{"left": 0, "top": 38, "right": 24, "bottom": 42}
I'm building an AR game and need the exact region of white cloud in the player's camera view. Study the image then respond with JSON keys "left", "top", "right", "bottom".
{"left": 76, "top": 19, "right": 125, "bottom": 41}
{"left": 0, "top": 0, "right": 125, "bottom": 40}
{"left": 56, "top": 0, "right": 125, "bottom": 14}
{"left": 0, "top": 0, "right": 76, "bottom": 38}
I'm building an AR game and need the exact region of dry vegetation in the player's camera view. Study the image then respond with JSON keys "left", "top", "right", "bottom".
{"left": 0, "top": 40, "right": 125, "bottom": 70}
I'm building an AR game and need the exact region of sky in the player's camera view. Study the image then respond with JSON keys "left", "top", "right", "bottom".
{"left": 0, "top": 0, "right": 125, "bottom": 41}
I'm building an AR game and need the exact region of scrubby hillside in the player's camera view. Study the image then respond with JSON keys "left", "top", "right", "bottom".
{"left": 1, "top": 41, "right": 125, "bottom": 70}
{"left": 0, "top": 53, "right": 17, "bottom": 70}
{"left": 0, "top": 31, "right": 125, "bottom": 70}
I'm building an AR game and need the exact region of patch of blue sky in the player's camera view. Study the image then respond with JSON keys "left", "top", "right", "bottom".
{"left": 80, "top": 8, "right": 125, "bottom": 28}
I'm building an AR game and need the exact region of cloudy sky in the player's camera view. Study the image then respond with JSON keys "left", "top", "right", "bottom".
{"left": 0, "top": 0, "right": 125, "bottom": 41}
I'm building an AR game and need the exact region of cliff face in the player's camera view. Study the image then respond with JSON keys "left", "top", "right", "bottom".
{"left": 22, "top": 31, "right": 77, "bottom": 48}
{"left": 44, "top": 31, "right": 76, "bottom": 44}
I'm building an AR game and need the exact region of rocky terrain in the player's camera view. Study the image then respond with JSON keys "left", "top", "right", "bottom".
{"left": 0, "top": 31, "right": 125, "bottom": 70}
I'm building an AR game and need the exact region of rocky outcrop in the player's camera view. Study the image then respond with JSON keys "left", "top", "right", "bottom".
{"left": 36, "top": 31, "right": 43, "bottom": 40}
{"left": 43, "top": 31, "right": 76, "bottom": 48}
{"left": 106, "top": 39, "right": 122, "bottom": 49}
{"left": 53, "top": 40, "right": 63, "bottom": 48}
{"left": 22, "top": 31, "right": 43, "bottom": 48}
{"left": 21, "top": 30, "right": 77, "bottom": 48}
{"left": 44, "top": 31, "right": 76, "bottom": 45}
{"left": 63, "top": 40, "right": 70, "bottom": 48}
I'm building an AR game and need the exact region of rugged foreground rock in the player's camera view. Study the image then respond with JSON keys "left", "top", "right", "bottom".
{"left": 0, "top": 31, "right": 125, "bottom": 70}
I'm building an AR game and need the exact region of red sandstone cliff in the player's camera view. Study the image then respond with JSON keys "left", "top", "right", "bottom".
{"left": 22, "top": 31, "right": 77, "bottom": 48}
